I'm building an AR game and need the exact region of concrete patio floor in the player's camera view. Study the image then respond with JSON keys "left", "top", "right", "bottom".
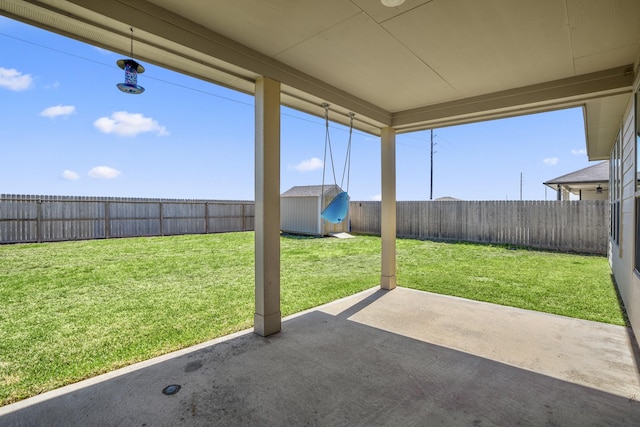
{"left": 1, "top": 287, "right": 640, "bottom": 426}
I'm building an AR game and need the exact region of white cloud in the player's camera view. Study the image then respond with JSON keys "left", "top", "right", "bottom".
{"left": 88, "top": 166, "right": 121, "bottom": 179}
{"left": 543, "top": 157, "right": 559, "bottom": 166}
{"left": 571, "top": 149, "right": 586, "bottom": 156}
{"left": 293, "top": 157, "right": 323, "bottom": 172}
{"left": 0, "top": 67, "right": 33, "bottom": 91}
{"left": 371, "top": 194, "right": 382, "bottom": 201}
{"left": 40, "top": 105, "right": 75, "bottom": 118}
{"left": 93, "top": 46, "right": 112, "bottom": 55}
{"left": 93, "top": 111, "right": 168, "bottom": 137}
{"left": 62, "top": 170, "right": 80, "bottom": 181}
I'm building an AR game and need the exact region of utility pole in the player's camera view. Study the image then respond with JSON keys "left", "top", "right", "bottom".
{"left": 430, "top": 129, "right": 434, "bottom": 200}
{"left": 520, "top": 172, "right": 523, "bottom": 201}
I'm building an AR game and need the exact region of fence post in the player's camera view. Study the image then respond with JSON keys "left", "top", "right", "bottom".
{"left": 242, "top": 203, "right": 246, "bottom": 231}
{"left": 36, "top": 198, "right": 43, "bottom": 243}
{"left": 205, "top": 202, "right": 210, "bottom": 234}
{"left": 159, "top": 201, "right": 164, "bottom": 236}
{"left": 105, "top": 201, "right": 110, "bottom": 239}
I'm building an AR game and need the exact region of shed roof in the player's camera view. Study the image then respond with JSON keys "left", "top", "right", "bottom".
{"left": 543, "top": 161, "right": 609, "bottom": 187}
{"left": 281, "top": 185, "right": 343, "bottom": 198}
{"left": 434, "top": 197, "right": 462, "bottom": 201}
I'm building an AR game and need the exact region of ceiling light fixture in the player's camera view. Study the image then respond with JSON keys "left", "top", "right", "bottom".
{"left": 116, "top": 28, "right": 145, "bottom": 94}
{"left": 381, "top": 0, "right": 406, "bottom": 7}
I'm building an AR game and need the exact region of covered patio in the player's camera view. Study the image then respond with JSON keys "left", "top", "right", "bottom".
{"left": 2, "top": 0, "right": 640, "bottom": 423}
{"left": 1, "top": 287, "right": 639, "bottom": 425}
{"left": 2, "top": 0, "right": 637, "bottom": 335}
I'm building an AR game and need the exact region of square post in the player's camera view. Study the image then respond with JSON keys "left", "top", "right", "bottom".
{"left": 254, "top": 77, "right": 281, "bottom": 336}
{"left": 380, "top": 127, "right": 397, "bottom": 290}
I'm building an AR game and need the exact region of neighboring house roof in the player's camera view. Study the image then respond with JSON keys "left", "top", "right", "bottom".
{"left": 281, "top": 185, "right": 342, "bottom": 197}
{"left": 434, "top": 196, "right": 461, "bottom": 201}
{"left": 543, "top": 161, "right": 609, "bottom": 188}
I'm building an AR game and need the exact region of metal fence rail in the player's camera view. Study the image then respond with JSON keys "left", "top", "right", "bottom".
{"left": 349, "top": 200, "right": 608, "bottom": 254}
{"left": 0, "top": 194, "right": 254, "bottom": 243}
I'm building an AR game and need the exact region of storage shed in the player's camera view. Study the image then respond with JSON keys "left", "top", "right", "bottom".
{"left": 280, "top": 185, "right": 349, "bottom": 236}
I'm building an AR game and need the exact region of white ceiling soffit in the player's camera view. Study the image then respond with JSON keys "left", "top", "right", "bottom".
{"left": 392, "top": 65, "right": 635, "bottom": 133}
{"left": 2, "top": 0, "right": 639, "bottom": 146}
{"left": 2, "top": 0, "right": 388, "bottom": 133}
{"left": 584, "top": 93, "right": 632, "bottom": 161}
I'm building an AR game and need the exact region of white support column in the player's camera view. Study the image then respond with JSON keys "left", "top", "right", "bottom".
{"left": 380, "top": 127, "right": 397, "bottom": 290}
{"left": 254, "top": 77, "right": 281, "bottom": 336}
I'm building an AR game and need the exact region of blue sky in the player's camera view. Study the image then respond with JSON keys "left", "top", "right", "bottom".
{"left": 0, "top": 16, "right": 594, "bottom": 201}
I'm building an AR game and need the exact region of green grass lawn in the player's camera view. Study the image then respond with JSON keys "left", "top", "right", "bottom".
{"left": 396, "top": 239, "right": 624, "bottom": 325}
{"left": 0, "top": 232, "right": 623, "bottom": 406}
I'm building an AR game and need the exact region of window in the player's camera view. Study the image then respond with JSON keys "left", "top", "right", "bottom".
{"left": 635, "top": 91, "right": 640, "bottom": 272}
{"left": 611, "top": 132, "right": 621, "bottom": 246}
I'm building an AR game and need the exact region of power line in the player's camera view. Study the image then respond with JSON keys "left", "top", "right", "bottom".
{"left": 0, "top": 29, "right": 388, "bottom": 148}
{"left": 520, "top": 172, "right": 523, "bottom": 200}
{"left": 0, "top": 30, "right": 253, "bottom": 107}
{"left": 2, "top": 30, "right": 384, "bottom": 141}
{"left": 430, "top": 129, "right": 435, "bottom": 200}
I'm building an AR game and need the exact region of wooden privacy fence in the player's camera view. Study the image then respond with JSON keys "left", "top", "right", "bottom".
{"left": 0, "top": 195, "right": 254, "bottom": 244}
{"left": 1, "top": 196, "right": 608, "bottom": 254}
{"left": 349, "top": 200, "right": 608, "bottom": 254}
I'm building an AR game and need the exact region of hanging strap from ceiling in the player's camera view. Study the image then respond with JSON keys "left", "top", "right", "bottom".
{"left": 321, "top": 104, "right": 355, "bottom": 196}
{"left": 321, "top": 103, "right": 337, "bottom": 202}
{"left": 340, "top": 112, "right": 355, "bottom": 194}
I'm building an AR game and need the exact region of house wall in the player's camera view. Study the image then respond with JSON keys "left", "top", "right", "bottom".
{"left": 280, "top": 196, "right": 320, "bottom": 235}
{"left": 580, "top": 190, "right": 608, "bottom": 201}
{"left": 610, "top": 82, "right": 640, "bottom": 336}
{"left": 558, "top": 189, "right": 607, "bottom": 201}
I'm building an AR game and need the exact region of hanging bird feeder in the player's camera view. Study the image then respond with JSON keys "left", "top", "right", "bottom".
{"left": 116, "top": 28, "right": 145, "bottom": 94}
{"left": 116, "top": 59, "right": 145, "bottom": 94}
